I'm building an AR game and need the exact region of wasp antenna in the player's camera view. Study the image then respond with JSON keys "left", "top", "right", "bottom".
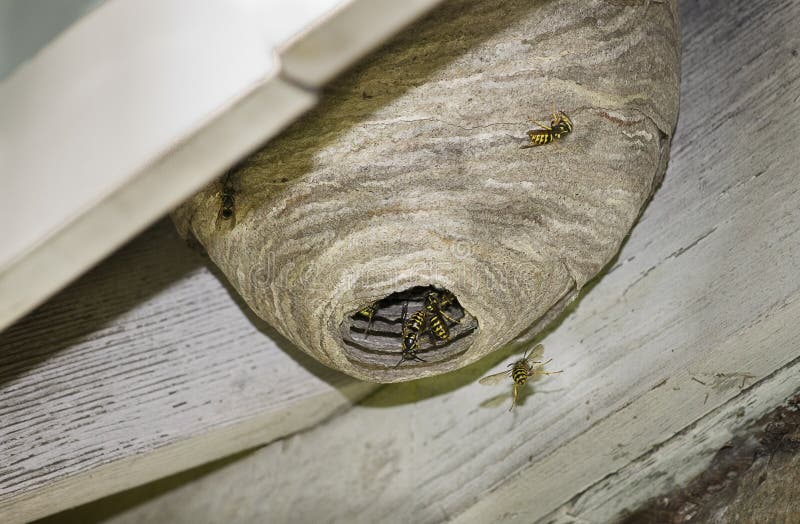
{"left": 528, "top": 117, "right": 552, "bottom": 130}
{"left": 364, "top": 313, "right": 375, "bottom": 340}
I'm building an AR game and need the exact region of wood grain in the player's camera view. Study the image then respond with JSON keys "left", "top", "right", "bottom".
{"left": 46, "top": 0, "right": 800, "bottom": 522}
{"left": 0, "top": 222, "right": 375, "bottom": 523}
{"left": 618, "top": 393, "right": 800, "bottom": 523}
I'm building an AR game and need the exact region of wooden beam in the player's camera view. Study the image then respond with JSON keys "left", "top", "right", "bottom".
{"left": 0, "top": 222, "right": 376, "bottom": 523}
{"left": 38, "top": 0, "right": 800, "bottom": 522}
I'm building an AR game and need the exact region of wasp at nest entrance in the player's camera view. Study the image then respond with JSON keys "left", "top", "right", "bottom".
{"left": 341, "top": 286, "right": 478, "bottom": 369}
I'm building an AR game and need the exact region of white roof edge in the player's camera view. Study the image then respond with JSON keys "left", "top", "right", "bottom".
{"left": 0, "top": 0, "right": 445, "bottom": 332}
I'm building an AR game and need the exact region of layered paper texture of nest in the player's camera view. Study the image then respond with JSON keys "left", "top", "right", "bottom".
{"left": 173, "top": 0, "right": 681, "bottom": 382}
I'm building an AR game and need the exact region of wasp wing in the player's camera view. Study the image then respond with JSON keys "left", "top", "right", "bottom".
{"left": 479, "top": 369, "right": 512, "bottom": 386}
{"left": 521, "top": 343, "right": 544, "bottom": 364}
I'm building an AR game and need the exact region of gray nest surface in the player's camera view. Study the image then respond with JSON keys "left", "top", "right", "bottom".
{"left": 173, "top": 0, "right": 681, "bottom": 382}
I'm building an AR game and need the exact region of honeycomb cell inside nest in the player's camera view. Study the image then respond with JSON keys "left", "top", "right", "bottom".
{"left": 340, "top": 286, "right": 479, "bottom": 369}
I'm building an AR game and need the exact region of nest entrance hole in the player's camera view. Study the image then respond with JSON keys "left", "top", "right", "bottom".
{"left": 340, "top": 286, "right": 479, "bottom": 369}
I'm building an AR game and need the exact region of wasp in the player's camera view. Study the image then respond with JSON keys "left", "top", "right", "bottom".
{"left": 396, "top": 302, "right": 428, "bottom": 366}
{"left": 479, "top": 344, "right": 562, "bottom": 411}
{"left": 218, "top": 172, "right": 236, "bottom": 221}
{"left": 521, "top": 109, "right": 573, "bottom": 148}
{"left": 220, "top": 190, "right": 235, "bottom": 220}
{"left": 356, "top": 303, "right": 378, "bottom": 339}
{"left": 424, "top": 291, "right": 460, "bottom": 343}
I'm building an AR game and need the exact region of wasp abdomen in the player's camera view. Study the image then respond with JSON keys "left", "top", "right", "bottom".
{"left": 220, "top": 193, "right": 235, "bottom": 220}
{"left": 405, "top": 310, "right": 426, "bottom": 335}
{"left": 400, "top": 309, "right": 427, "bottom": 361}
{"left": 523, "top": 130, "right": 554, "bottom": 148}
{"left": 429, "top": 316, "right": 449, "bottom": 340}
{"left": 512, "top": 363, "right": 529, "bottom": 385}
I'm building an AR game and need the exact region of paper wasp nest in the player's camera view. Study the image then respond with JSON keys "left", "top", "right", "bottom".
{"left": 172, "top": 0, "right": 680, "bottom": 382}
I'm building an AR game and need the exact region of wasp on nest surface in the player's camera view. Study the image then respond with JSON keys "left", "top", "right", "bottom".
{"left": 522, "top": 106, "right": 574, "bottom": 148}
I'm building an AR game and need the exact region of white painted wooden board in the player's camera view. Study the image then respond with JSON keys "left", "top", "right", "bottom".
{"left": 0, "top": 0, "right": 444, "bottom": 333}
{"left": 0, "top": 0, "right": 106, "bottom": 80}
{"left": 0, "top": 222, "right": 376, "bottom": 523}
{"left": 46, "top": 0, "right": 800, "bottom": 522}
{"left": 0, "top": 0, "right": 303, "bottom": 329}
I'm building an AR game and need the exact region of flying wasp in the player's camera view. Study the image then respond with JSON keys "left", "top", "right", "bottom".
{"left": 396, "top": 302, "right": 428, "bottom": 366}
{"left": 521, "top": 109, "right": 573, "bottom": 148}
{"left": 479, "top": 344, "right": 562, "bottom": 411}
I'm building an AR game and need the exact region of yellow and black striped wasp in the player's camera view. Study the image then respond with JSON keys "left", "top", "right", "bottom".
{"left": 356, "top": 303, "right": 378, "bottom": 339}
{"left": 521, "top": 109, "right": 573, "bottom": 148}
{"left": 479, "top": 344, "right": 562, "bottom": 411}
{"left": 397, "top": 302, "right": 428, "bottom": 366}
{"left": 396, "top": 290, "right": 461, "bottom": 366}
{"left": 424, "top": 291, "right": 460, "bottom": 343}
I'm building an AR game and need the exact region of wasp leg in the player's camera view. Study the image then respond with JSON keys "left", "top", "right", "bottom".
{"left": 395, "top": 353, "right": 426, "bottom": 367}
{"left": 531, "top": 358, "right": 563, "bottom": 377}
{"left": 509, "top": 384, "right": 519, "bottom": 412}
{"left": 529, "top": 358, "right": 551, "bottom": 369}
{"left": 527, "top": 116, "right": 552, "bottom": 130}
{"left": 438, "top": 311, "right": 460, "bottom": 325}
{"left": 533, "top": 369, "right": 564, "bottom": 377}
{"left": 363, "top": 311, "right": 376, "bottom": 340}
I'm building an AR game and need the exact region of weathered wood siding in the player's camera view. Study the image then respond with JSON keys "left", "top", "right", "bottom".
{"left": 41, "top": 0, "right": 800, "bottom": 522}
